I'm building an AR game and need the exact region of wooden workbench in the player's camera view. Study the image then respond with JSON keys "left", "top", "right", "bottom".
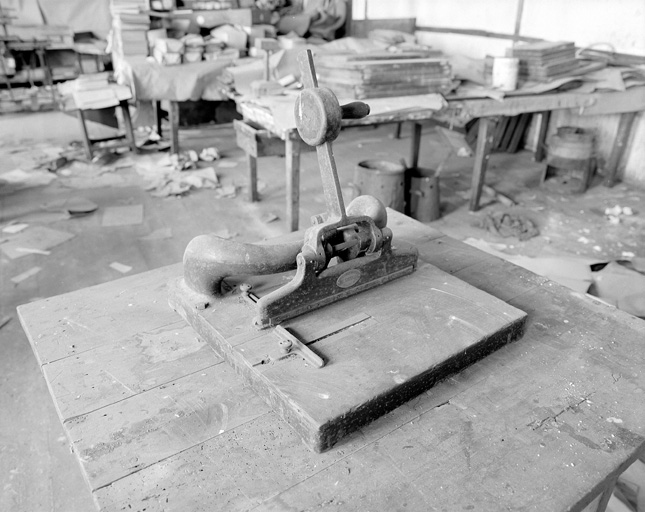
{"left": 237, "top": 86, "right": 645, "bottom": 231}
{"left": 18, "top": 212, "right": 645, "bottom": 511}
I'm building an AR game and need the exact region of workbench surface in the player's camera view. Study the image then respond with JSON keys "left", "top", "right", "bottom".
{"left": 18, "top": 212, "right": 645, "bottom": 511}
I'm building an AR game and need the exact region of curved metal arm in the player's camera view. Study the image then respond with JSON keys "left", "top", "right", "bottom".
{"left": 183, "top": 235, "right": 303, "bottom": 297}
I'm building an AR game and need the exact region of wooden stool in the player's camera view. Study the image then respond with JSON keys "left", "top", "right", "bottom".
{"left": 76, "top": 99, "right": 137, "bottom": 160}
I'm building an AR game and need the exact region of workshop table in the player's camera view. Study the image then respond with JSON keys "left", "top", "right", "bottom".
{"left": 236, "top": 86, "right": 645, "bottom": 231}
{"left": 18, "top": 211, "right": 645, "bottom": 511}
{"left": 116, "top": 56, "right": 235, "bottom": 154}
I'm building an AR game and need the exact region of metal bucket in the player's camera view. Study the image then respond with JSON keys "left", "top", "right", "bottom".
{"left": 410, "top": 168, "right": 440, "bottom": 222}
{"left": 353, "top": 160, "right": 406, "bottom": 213}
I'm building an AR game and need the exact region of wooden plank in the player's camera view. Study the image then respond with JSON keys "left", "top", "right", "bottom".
{"left": 41, "top": 321, "right": 221, "bottom": 421}
{"left": 507, "top": 112, "right": 532, "bottom": 153}
{"left": 350, "top": 18, "right": 417, "bottom": 38}
{"left": 500, "top": 114, "right": 520, "bottom": 151}
{"left": 17, "top": 263, "right": 182, "bottom": 365}
{"left": 451, "top": 87, "right": 645, "bottom": 120}
{"left": 68, "top": 363, "right": 269, "bottom": 491}
{"left": 416, "top": 24, "right": 543, "bottom": 43}
{"left": 169, "top": 257, "right": 527, "bottom": 453}
{"left": 19, "top": 214, "right": 645, "bottom": 511}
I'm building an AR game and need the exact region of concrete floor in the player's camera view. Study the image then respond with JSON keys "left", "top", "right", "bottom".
{"left": 1, "top": 109, "right": 644, "bottom": 511}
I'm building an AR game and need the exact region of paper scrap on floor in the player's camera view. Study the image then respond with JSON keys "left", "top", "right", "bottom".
{"left": 11, "top": 266, "right": 42, "bottom": 284}
{"left": 0, "top": 226, "right": 75, "bottom": 260}
{"left": 464, "top": 238, "right": 598, "bottom": 293}
{"left": 2, "top": 223, "right": 29, "bottom": 234}
{"left": 109, "top": 262, "right": 132, "bottom": 274}
{"left": 590, "top": 261, "right": 645, "bottom": 317}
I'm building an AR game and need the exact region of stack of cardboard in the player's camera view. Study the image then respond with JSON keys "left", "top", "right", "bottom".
{"left": 314, "top": 52, "right": 455, "bottom": 99}
{"left": 110, "top": 0, "right": 150, "bottom": 57}
{"left": 509, "top": 41, "right": 580, "bottom": 81}
{"left": 152, "top": 38, "right": 184, "bottom": 65}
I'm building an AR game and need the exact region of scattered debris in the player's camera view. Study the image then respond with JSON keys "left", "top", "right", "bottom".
{"left": 169, "top": 150, "right": 199, "bottom": 171}
{"left": 480, "top": 211, "right": 539, "bottom": 241}
{"left": 56, "top": 160, "right": 130, "bottom": 189}
{"left": 146, "top": 167, "right": 220, "bottom": 197}
{"left": 109, "top": 262, "right": 133, "bottom": 274}
{"left": 215, "top": 185, "right": 237, "bottom": 199}
{"left": 102, "top": 205, "right": 144, "bottom": 227}
{"left": 45, "top": 156, "right": 70, "bottom": 172}
{"left": 91, "top": 151, "right": 121, "bottom": 167}
{"left": 199, "top": 147, "right": 221, "bottom": 162}
{"left": 11, "top": 266, "right": 42, "bottom": 284}
{"left": 482, "top": 185, "right": 516, "bottom": 207}
{"left": 604, "top": 204, "right": 635, "bottom": 225}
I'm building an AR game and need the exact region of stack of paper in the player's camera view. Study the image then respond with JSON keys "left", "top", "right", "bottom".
{"left": 110, "top": 0, "right": 150, "bottom": 57}
{"left": 315, "top": 52, "right": 456, "bottom": 99}
{"left": 509, "top": 41, "right": 581, "bottom": 81}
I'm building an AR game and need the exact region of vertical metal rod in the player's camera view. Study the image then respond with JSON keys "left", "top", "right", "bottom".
{"left": 513, "top": 0, "right": 525, "bottom": 46}
{"left": 286, "top": 136, "right": 301, "bottom": 231}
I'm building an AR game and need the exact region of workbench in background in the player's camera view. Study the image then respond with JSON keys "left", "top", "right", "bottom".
{"left": 115, "top": 55, "right": 236, "bottom": 154}
{"left": 236, "top": 85, "right": 645, "bottom": 231}
{"left": 18, "top": 212, "right": 645, "bottom": 511}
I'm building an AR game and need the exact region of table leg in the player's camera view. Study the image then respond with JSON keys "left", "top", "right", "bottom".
{"left": 76, "top": 109, "right": 93, "bottom": 160}
{"left": 594, "top": 475, "right": 618, "bottom": 512}
{"left": 168, "top": 101, "right": 180, "bottom": 154}
{"left": 152, "top": 100, "right": 163, "bottom": 137}
{"left": 286, "top": 136, "right": 301, "bottom": 232}
{"left": 119, "top": 100, "right": 137, "bottom": 154}
{"left": 604, "top": 111, "right": 637, "bottom": 187}
{"left": 469, "top": 117, "right": 496, "bottom": 212}
{"left": 36, "top": 48, "right": 57, "bottom": 102}
{"left": 534, "top": 110, "right": 551, "bottom": 162}
{"left": 247, "top": 153, "right": 258, "bottom": 202}
{"left": 410, "top": 122, "right": 422, "bottom": 169}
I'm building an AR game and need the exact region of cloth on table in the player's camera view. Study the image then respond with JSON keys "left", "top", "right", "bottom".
{"left": 116, "top": 56, "right": 235, "bottom": 102}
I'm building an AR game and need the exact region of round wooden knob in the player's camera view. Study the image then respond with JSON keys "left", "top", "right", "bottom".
{"left": 295, "top": 87, "right": 342, "bottom": 147}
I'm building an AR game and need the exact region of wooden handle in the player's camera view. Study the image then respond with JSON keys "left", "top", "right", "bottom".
{"left": 341, "top": 101, "right": 370, "bottom": 120}
{"left": 183, "top": 235, "right": 303, "bottom": 297}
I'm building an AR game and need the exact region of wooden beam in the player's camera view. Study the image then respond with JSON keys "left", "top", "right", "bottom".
{"left": 416, "top": 25, "right": 542, "bottom": 43}
{"left": 603, "top": 111, "right": 638, "bottom": 187}
{"left": 469, "top": 116, "right": 496, "bottom": 211}
{"left": 513, "top": 0, "right": 525, "bottom": 45}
